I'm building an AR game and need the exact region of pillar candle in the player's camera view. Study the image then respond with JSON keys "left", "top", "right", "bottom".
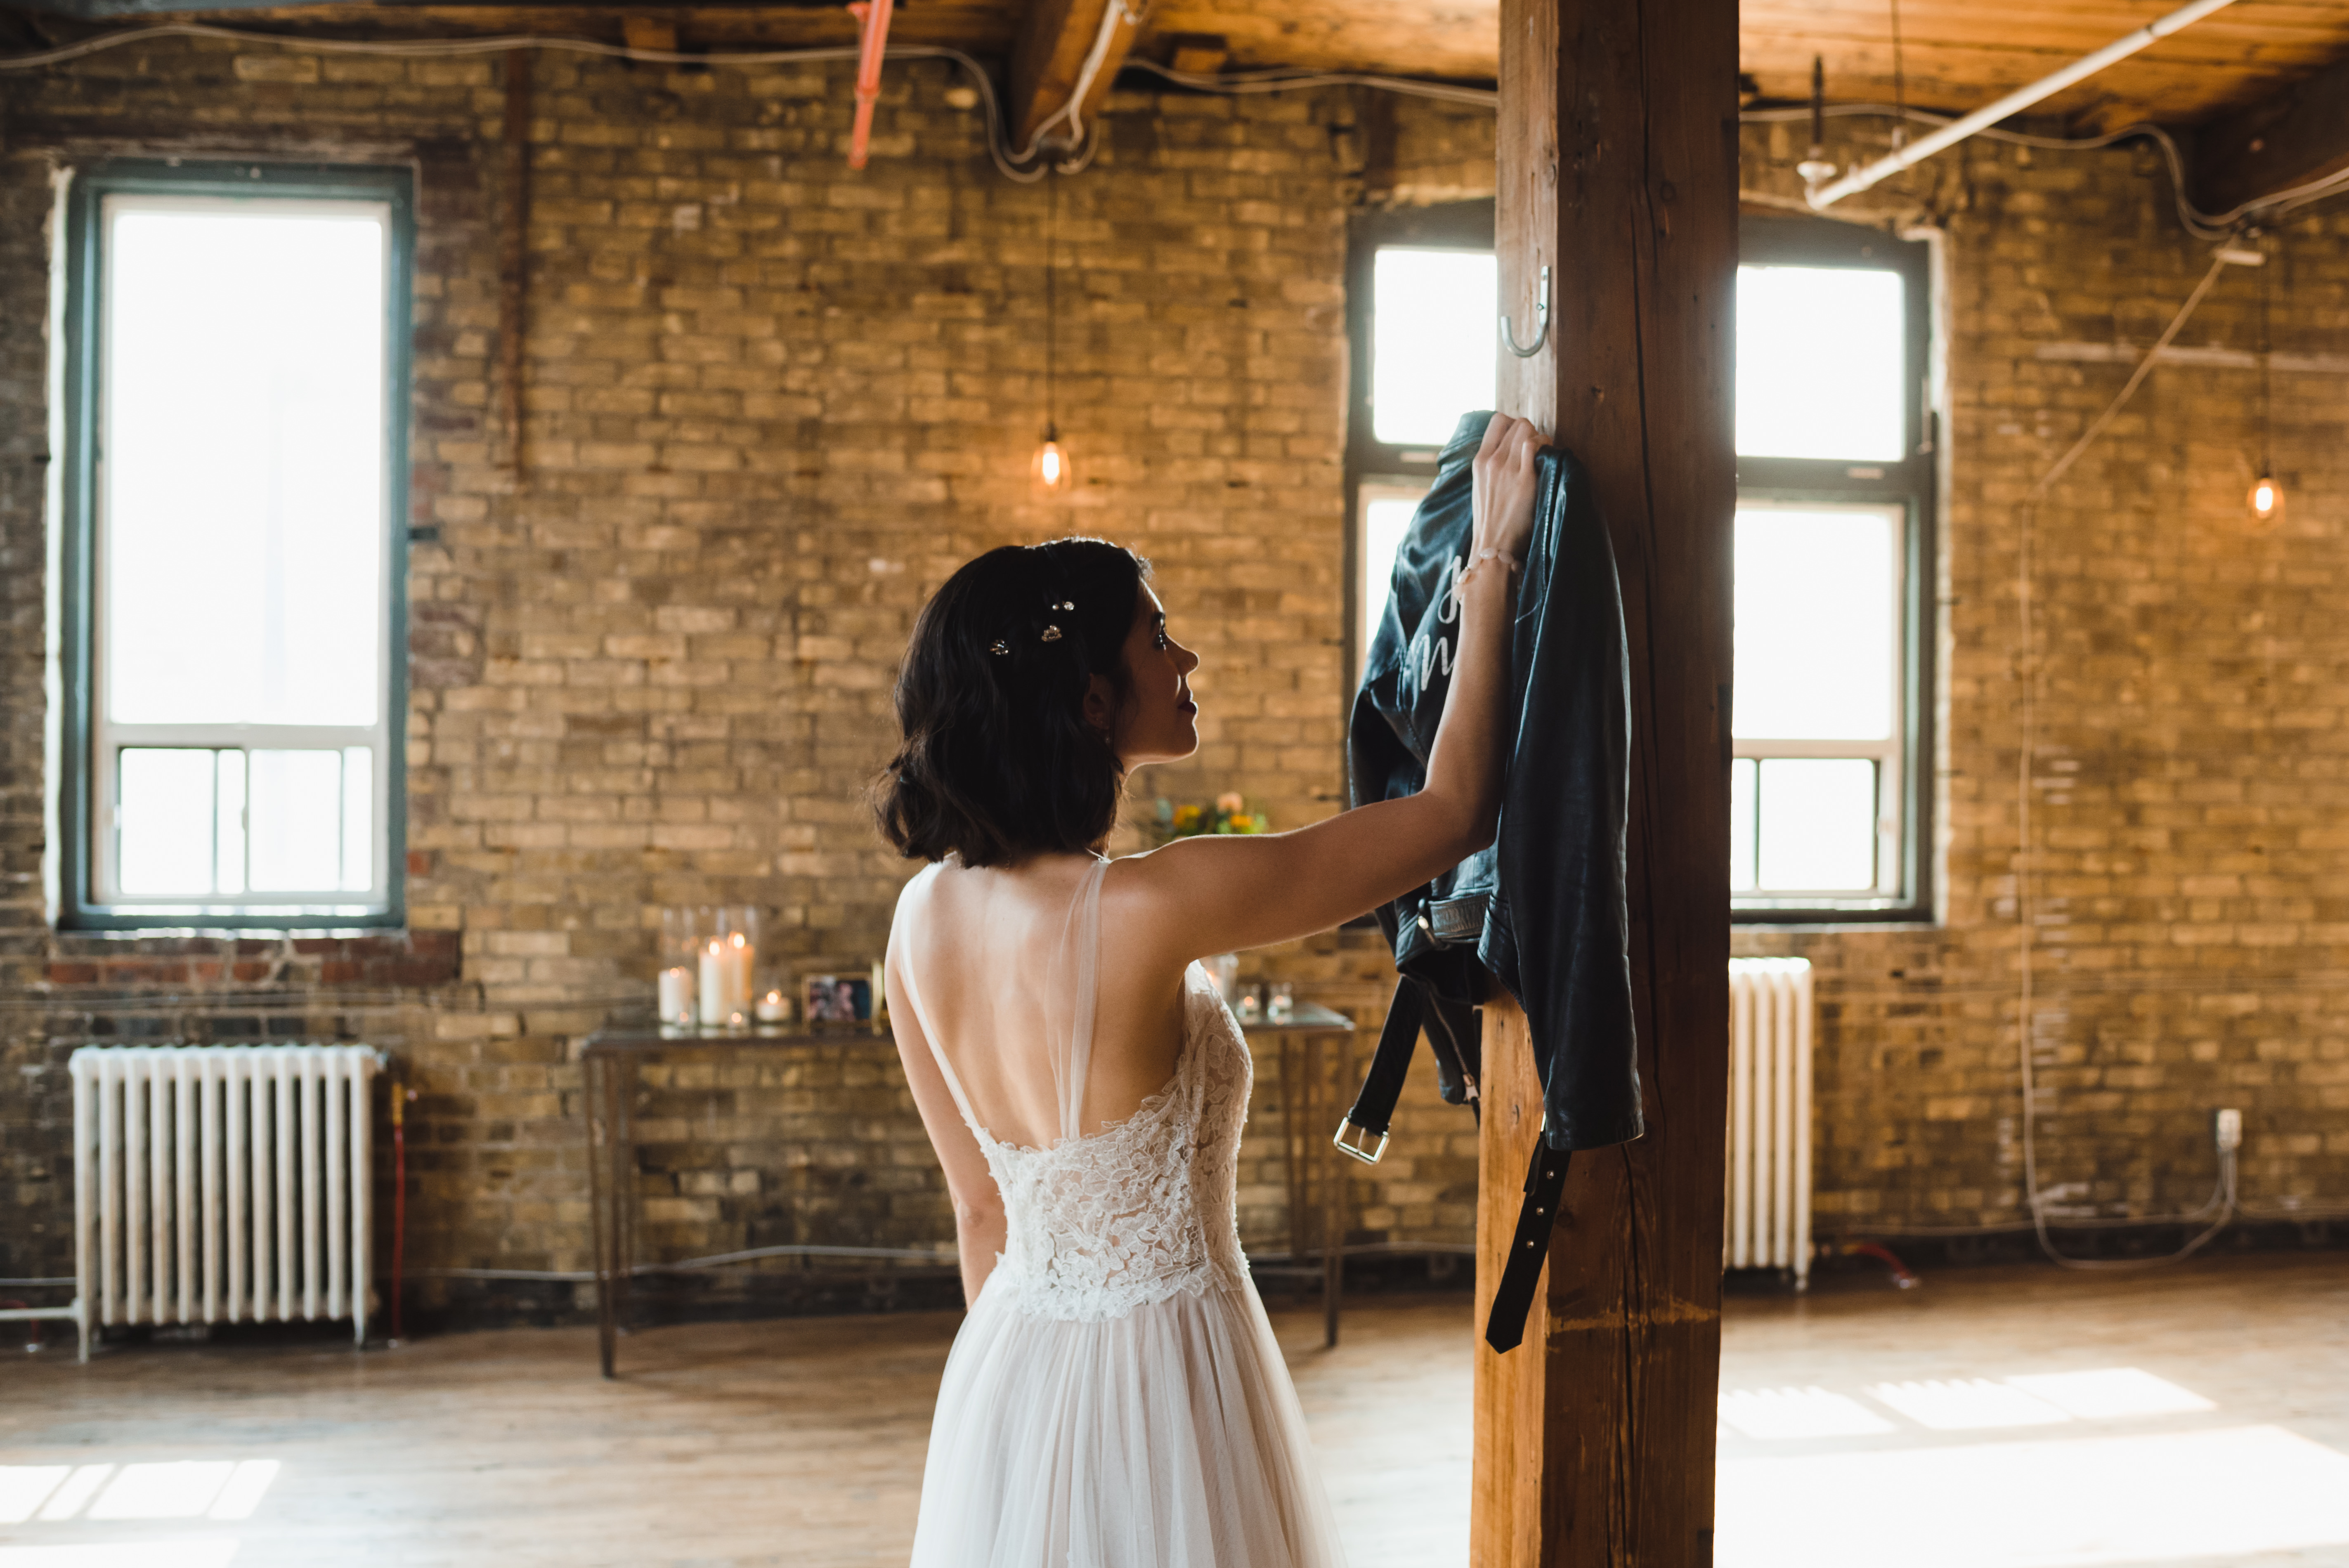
{"left": 728, "top": 933, "right": 755, "bottom": 1012}
{"left": 658, "top": 966, "right": 692, "bottom": 1024}
{"left": 698, "top": 940, "right": 727, "bottom": 1026}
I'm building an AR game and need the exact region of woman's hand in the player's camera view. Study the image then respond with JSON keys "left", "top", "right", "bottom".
{"left": 1471, "top": 413, "right": 1543, "bottom": 564}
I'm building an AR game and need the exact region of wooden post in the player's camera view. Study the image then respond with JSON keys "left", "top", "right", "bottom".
{"left": 1476, "top": 0, "right": 1736, "bottom": 1562}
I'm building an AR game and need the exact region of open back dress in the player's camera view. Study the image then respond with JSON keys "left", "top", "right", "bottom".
{"left": 891, "top": 855, "right": 1349, "bottom": 1568}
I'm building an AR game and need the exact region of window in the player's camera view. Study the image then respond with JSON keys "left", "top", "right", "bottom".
{"left": 61, "top": 163, "right": 412, "bottom": 928}
{"left": 1346, "top": 201, "right": 1496, "bottom": 680}
{"left": 1733, "top": 216, "right": 1935, "bottom": 920}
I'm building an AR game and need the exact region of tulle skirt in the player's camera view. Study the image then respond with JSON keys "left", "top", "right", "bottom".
{"left": 908, "top": 1268, "right": 1349, "bottom": 1568}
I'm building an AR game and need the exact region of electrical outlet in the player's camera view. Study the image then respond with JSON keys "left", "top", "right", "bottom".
{"left": 2213, "top": 1108, "right": 2243, "bottom": 1154}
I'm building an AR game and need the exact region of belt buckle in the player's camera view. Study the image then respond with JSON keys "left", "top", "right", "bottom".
{"left": 1332, "top": 1117, "right": 1390, "bottom": 1165}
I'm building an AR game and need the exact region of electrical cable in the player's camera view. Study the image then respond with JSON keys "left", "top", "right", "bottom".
{"left": 1010, "top": 0, "right": 1142, "bottom": 166}
{"left": 1740, "top": 102, "right": 2349, "bottom": 239}
{"left": 5, "top": 22, "right": 2343, "bottom": 224}
{"left": 1121, "top": 57, "right": 1498, "bottom": 109}
{"left": 0, "top": 17, "right": 1489, "bottom": 185}
{"left": 2011, "top": 246, "right": 2252, "bottom": 1271}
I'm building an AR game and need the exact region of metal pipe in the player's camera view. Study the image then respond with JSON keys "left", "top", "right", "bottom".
{"left": 846, "top": 0, "right": 894, "bottom": 170}
{"left": 1808, "top": 0, "right": 2241, "bottom": 208}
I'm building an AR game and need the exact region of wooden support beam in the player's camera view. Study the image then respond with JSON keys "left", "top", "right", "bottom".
{"left": 1004, "top": 0, "right": 1145, "bottom": 158}
{"left": 2191, "top": 52, "right": 2349, "bottom": 218}
{"left": 1474, "top": 0, "right": 1735, "bottom": 1561}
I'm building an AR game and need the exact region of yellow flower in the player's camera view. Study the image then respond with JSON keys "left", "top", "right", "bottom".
{"left": 1173, "top": 804, "right": 1202, "bottom": 829}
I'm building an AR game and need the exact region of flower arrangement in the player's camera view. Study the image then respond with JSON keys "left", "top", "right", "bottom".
{"left": 1149, "top": 791, "right": 1271, "bottom": 845}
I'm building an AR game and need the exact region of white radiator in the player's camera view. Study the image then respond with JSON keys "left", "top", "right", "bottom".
{"left": 1725, "top": 959, "right": 1813, "bottom": 1286}
{"left": 66, "top": 1045, "right": 382, "bottom": 1357}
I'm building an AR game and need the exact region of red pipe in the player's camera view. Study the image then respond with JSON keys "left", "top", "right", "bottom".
{"left": 846, "top": 0, "right": 894, "bottom": 170}
{"left": 1841, "top": 1240, "right": 1921, "bottom": 1289}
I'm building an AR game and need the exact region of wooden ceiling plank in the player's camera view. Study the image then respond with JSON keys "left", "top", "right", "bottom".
{"left": 2191, "top": 48, "right": 2349, "bottom": 211}
{"left": 1005, "top": 0, "right": 1143, "bottom": 156}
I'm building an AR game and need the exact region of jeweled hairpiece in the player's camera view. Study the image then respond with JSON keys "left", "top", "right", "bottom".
{"left": 988, "top": 639, "right": 1011, "bottom": 656}
{"left": 1040, "top": 625, "right": 1064, "bottom": 642}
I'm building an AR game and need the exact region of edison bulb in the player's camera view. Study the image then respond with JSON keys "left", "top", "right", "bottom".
{"left": 1033, "top": 430, "right": 1071, "bottom": 494}
{"left": 2248, "top": 472, "right": 2283, "bottom": 524}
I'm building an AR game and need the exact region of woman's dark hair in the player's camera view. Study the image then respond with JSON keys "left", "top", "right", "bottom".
{"left": 874, "top": 537, "right": 1149, "bottom": 867}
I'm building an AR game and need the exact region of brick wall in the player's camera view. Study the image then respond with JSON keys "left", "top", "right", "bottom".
{"left": 1736, "top": 118, "right": 2349, "bottom": 1243}
{"left": 0, "top": 40, "right": 1491, "bottom": 1319}
{"left": 5, "top": 38, "right": 2340, "bottom": 1325}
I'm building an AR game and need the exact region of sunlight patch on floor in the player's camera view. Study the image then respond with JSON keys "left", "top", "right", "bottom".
{"left": 1718, "top": 1424, "right": 2349, "bottom": 1568}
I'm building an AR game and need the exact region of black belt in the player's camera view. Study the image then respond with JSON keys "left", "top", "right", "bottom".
{"left": 1485, "top": 1138, "right": 1569, "bottom": 1352}
{"left": 1333, "top": 973, "right": 1563, "bottom": 1352}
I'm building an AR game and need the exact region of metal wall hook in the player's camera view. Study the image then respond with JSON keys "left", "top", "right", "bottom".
{"left": 1501, "top": 264, "right": 1550, "bottom": 358}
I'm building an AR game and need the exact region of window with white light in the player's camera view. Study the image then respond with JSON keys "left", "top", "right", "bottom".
{"left": 62, "top": 163, "right": 411, "bottom": 928}
{"left": 1733, "top": 216, "right": 1934, "bottom": 919}
{"left": 1347, "top": 202, "right": 1496, "bottom": 682}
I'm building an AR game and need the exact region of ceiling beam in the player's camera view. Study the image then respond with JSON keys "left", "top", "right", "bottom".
{"left": 2191, "top": 49, "right": 2349, "bottom": 218}
{"left": 1004, "top": 0, "right": 1145, "bottom": 158}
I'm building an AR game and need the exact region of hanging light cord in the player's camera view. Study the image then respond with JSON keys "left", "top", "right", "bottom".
{"left": 1888, "top": 0, "right": 1907, "bottom": 151}
{"left": 2013, "top": 246, "right": 2247, "bottom": 1271}
{"left": 1045, "top": 173, "right": 1058, "bottom": 438}
{"left": 2258, "top": 234, "right": 2274, "bottom": 476}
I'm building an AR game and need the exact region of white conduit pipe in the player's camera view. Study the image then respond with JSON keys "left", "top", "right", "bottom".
{"left": 1808, "top": 0, "right": 2241, "bottom": 209}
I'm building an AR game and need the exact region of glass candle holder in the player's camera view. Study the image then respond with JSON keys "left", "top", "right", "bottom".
{"left": 659, "top": 908, "right": 701, "bottom": 1027}
{"left": 754, "top": 963, "right": 790, "bottom": 1025}
{"left": 700, "top": 906, "right": 760, "bottom": 1028}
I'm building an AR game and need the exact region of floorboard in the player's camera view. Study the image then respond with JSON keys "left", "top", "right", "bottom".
{"left": 2, "top": 1254, "right": 2343, "bottom": 1566}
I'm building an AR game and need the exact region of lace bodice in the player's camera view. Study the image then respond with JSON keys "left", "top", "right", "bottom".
{"left": 895, "top": 861, "right": 1255, "bottom": 1323}
{"left": 974, "top": 967, "right": 1252, "bottom": 1321}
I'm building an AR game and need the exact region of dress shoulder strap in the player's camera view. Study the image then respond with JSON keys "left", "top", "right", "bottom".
{"left": 1052, "top": 856, "right": 1111, "bottom": 1143}
{"left": 891, "top": 864, "right": 984, "bottom": 1136}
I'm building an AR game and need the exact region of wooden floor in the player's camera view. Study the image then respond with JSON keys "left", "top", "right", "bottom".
{"left": 2, "top": 1254, "right": 2344, "bottom": 1566}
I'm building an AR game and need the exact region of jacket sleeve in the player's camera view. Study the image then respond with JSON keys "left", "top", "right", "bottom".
{"left": 1483, "top": 447, "right": 1642, "bottom": 1152}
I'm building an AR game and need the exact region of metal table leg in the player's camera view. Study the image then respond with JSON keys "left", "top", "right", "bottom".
{"left": 1279, "top": 1033, "right": 1308, "bottom": 1272}
{"left": 587, "top": 1053, "right": 617, "bottom": 1378}
{"left": 1316, "top": 1028, "right": 1343, "bottom": 1349}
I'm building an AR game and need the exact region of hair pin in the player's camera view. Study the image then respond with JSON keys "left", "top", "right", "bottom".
{"left": 1051, "top": 599, "right": 1075, "bottom": 613}
{"left": 988, "top": 639, "right": 1011, "bottom": 656}
{"left": 1040, "top": 625, "right": 1064, "bottom": 642}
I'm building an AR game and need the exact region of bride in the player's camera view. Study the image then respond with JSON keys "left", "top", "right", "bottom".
{"left": 877, "top": 414, "right": 1543, "bottom": 1566}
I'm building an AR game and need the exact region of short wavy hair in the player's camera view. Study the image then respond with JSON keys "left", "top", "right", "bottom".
{"left": 874, "top": 538, "right": 1149, "bottom": 867}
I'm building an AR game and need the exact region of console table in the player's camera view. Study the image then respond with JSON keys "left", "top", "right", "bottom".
{"left": 580, "top": 1004, "right": 1358, "bottom": 1377}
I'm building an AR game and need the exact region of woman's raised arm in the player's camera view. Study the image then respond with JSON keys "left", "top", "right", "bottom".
{"left": 1118, "top": 413, "right": 1545, "bottom": 961}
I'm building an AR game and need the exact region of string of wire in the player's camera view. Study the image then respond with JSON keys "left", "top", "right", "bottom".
{"left": 3, "top": 23, "right": 2344, "bottom": 227}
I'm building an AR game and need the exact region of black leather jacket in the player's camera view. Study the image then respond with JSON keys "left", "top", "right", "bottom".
{"left": 1347, "top": 411, "right": 1642, "bottom": 1155}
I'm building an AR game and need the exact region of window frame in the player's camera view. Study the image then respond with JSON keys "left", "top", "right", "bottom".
{"left": 59, "top": 159, "right": 413, "bottom": 932}
{"left": 1732, "top": 214, "right": 1936, "bottom": 925}
{"left": 1344, "top": 199, "right": 1495, "bottom": 685}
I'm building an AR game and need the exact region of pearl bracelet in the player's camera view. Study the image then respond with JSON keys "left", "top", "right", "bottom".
{"left": 1457, "top": 546, "right": 1523, "bottom": 588}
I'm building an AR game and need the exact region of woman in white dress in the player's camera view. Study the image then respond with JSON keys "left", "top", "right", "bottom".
{"left": 877, "top": 414, "right": 1544, "bottom": 1567}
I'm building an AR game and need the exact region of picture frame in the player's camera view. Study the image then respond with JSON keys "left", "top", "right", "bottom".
{"left": 802, "top": 973, "right": 872, "bottom": 1025}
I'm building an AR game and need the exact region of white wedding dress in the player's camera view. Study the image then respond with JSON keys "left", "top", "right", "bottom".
{"left": 893, "top": 856, "right": 1349, "bottom": 1568}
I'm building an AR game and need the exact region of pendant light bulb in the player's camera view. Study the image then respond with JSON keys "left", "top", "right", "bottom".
{"left": 2248, "top": 472, "right": 2283, "bottom": 524}
{"left": 1033, "top": 425, "right": 1072, "bottom": 494}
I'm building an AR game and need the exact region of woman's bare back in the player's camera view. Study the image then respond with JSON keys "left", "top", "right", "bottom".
{"left": 891, "top": 852, "right": 1187, "bottom": 1151}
